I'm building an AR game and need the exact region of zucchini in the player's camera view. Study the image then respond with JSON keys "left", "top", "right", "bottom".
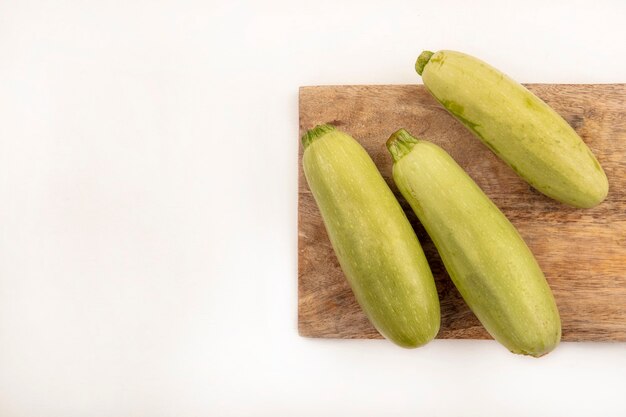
{"left": 302, "top": 124, "right": 440, "bottom": 348}
{"left": 416, "top": 50, "right": 608, "bottom": 208}
{"left": 387, "top": 129, "right": 561, "bottom": 356}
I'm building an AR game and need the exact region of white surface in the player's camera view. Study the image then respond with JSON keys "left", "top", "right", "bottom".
{"left": 1, "top": 0, "right": 625, "bottom": 416}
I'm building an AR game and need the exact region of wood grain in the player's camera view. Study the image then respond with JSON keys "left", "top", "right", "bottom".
{"left": 298, "top": 84, "right": 626, "bottom": 342}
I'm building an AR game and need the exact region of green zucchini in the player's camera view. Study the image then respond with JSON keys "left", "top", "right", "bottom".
{"left": 415, "top": 50, "right": 608, "bottom": 208}
{"left": 387, "top": 129, "right": 561, "bottom": 356}
{"left": 302, "top": 124, "right": 440, "bottom": 348}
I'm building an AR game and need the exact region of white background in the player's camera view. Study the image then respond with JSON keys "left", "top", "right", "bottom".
{"left": 1, "top": 0, "right": 625, "bottom": 416}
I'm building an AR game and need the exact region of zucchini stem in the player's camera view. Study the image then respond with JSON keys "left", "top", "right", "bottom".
{"left": 302, "top": 124, "right": 335, "bottom": 149}
{"left": 387, "top": 129, "right": 419, "bottom": 162}
{"left": 415, "top": 50, "right": 434, "bottom": 75}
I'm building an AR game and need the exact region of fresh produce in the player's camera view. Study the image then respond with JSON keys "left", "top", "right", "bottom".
{"left": 387, "top": 128, "right": 561, "bottom": 357}
{"left": 301, "top": 124, "right": 440, "bottom": 348}
{"left": 415, "top": 49, "right": 608, "bottom": 208}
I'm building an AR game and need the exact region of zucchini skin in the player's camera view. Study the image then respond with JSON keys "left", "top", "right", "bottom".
{"left": 388, "top": 130, "right": 561, "bottom": 357}
{"left": 302, "top": 125, "right": 440, "bottom": 348}
{"left": 416, "top": 50, "right": 608, "bottom": 208}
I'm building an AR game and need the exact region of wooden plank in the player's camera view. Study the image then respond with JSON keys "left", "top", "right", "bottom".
{"left": 298, "top": 84, "right": 626, "bottom": 341}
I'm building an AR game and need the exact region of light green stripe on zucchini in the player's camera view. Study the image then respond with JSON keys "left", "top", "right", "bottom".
{"left": 302, "top": 125, "right": 440, "bottom": 348}
{"left": 387, "top": 129, "right": 561, "bottom": 357}
{"left": 416, "top": 49, "right": 608, "bottom": 208}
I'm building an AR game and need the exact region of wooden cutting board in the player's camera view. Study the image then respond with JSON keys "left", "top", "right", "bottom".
{"left": 298, "top": 84, "right": 626, "bottom": 342}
